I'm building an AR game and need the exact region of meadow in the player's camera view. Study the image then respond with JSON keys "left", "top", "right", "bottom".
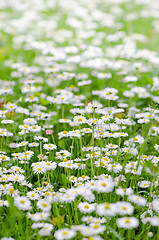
{"left": 0, "top": 0, "right": 159, "bottom": 239}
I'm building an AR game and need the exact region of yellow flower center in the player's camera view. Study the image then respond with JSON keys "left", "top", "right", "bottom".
{"left": 9, "top": 188, "right": 14, "bottom": 194}
{"left": 105, "top": 203, "right": 110, "bottom": 209}
{"left": 122, "top": 206, "right": 127, "bottom": 210}
{"left": 125, "top": 218, "right": 130, "bottom": 223}
{"left": 102, "top": 183, "right": 106, "bottom": 187}
{"left": 78, "top": 118, "right": 83, "bottom": 122}
{"left": 84, "top": 204, "right": 89, "bottom": 209}
{"left": 42, "top": 203, "right": 47, "bottom": 207}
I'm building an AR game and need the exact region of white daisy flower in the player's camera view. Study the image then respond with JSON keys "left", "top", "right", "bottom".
{"left": 116, "top": 217, "right": 139, "bottom": 229}
{"left": 54, "top": 228, "right": 76, "bottom": 240}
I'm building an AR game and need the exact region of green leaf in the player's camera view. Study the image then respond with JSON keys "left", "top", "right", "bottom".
{"left": 59, "top": 174, "right": 67, "bottom": 187}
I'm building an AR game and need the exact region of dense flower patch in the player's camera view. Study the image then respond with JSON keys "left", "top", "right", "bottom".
{"left": 0, "top": 0, "right": 159, "bottom": 239}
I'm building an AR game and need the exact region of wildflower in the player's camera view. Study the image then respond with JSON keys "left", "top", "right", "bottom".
{"left": 138, "top": 180, "right": 151, "bottom": 188}
{"left": 5, "top": 102, "right": 17, "bottom": 112}
{"left": 83, "top": 236, "right": 103, "bottom": 240}
{"left": 73, "top": 115, "right": 87, "bottom": 125}
{"left": 94, "top": 179, "right": 115, "bottom": 193}
{"left": 116, "top": 201, "right": 134, "bottom": 215}
{"left": 38, "top": 224, "right": 53, "bottom": 236}
{"left": 18, "top": 141, "right": 28, "bottom": 147}
{"left": 123, "top": 76, "right": 138, "bottom": 82}
{"left": 54, "top": 228, "right": 76, "bottom": 240}
{"left": 56, "top": 150, "right": 71, "bottom": 160}
{"left": 96, "top": 202, "right": 117, "bottom": 216}
{"left": 1, "top": 119, "right": 14, "bottom": 124}
{"left": 89, "top": 223, "right": 106, "bottom": 235}
{"left": 45, "top": 129, "right": 54, "bottom": 135}
{"left": 81, "top": 216, "right": 106, "bottom": 224}
{"left": 133, "top": 135, "right": 144, "bottom": 144}
{"left": 60, "top": 193, "right": 76, "bottom": 203}
{"left": 9, "top": 143, "right": 19, "bottom": 148}
{"left": 23, "top": 118, "right": 37, "bottom": 125}
{"left": 27, "top": 191, "right": 39, "bottom": 200}
{"left": 34, "top": 136, "right": 48, "bottom": 142}
{"left": 78, "top": 202, "right": 96, "bottom": 213}
{"left": 149, "top": 216, "right": 159, "bottom": 226}
{"left": 37, "top": 199, "right": 51, "bottom": 212}
{"left": 1, "top": 238, "right": 15, "bottom": 240}
{"left": 27, "top": 212, "right": 50, "bottom": 221}
{"left": 14, "top": 196, "right": 32, "bottom": 211}
{"left": 43, "top": 143, "right": 57, "bottom": 151}
{"left": 154, "top": 144, "right": 159, "bottom": 152}
{"left": 29, "top": 142, "right": 39, "bottom": 147}
{"left": 78, "top": 80, "right": 92, "bottom": 86}
{"left": 72, "top": 225, "right": 95, "bottom": 237}
{"left": 137, "top": 118, "right": 150, "bottom": 124}
{"left": 152, "top": 198, "right": 159, "bottom": 214}
{"left": 29, "top": 125, "right": 41, "bottom": 133}
{"left": 32, "top": 165, "right": 46, "bottom": 174}
{"left": 116, "top": 217, "right": 139, "bottom": 229}
{"left": 116, "top": 187, "right": 133, "bottom": 197}
{"left": 0, "top": 155, "right": 10, "bottom": 163}
{"left": 128, "top": 194, "right": 147, "bottom": 206}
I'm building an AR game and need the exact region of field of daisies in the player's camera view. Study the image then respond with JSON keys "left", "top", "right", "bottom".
{"left": 1, "top": 0, "right": 159, "bottom": 239}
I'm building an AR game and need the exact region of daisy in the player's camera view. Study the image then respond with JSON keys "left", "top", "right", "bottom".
{"left": 54, "top": 228, "right": 76, "bottom": 240}
{"left": 0, "top": 155, "right": 10, "bottom": 163}
{"left": 1, "top": 238, "right": 15, "bottom": 240}
{"left": 83, "top": 236, "right": 103, "bottom": 240}
{"left": 29, "top": 125, "right": 41, "bottom": 133}
{"left": 128, "top": 194, "right": 147, "bottom": 206}
{"left": 38, "top": 225, "right": 53, "bottom": 237}
{"left": 32, "top": 165, "right": 46, "bottom": 174}
{"left": 137, "top": 118, "right": 150, "bottom": 124}
{"left": 149, "top": 216, "right": 159, "bottom": 226}
{"left": 60, "top": 193, "right": 76, "bottom": 204}
{"left": 116, "top": 217, "right": 139, "bottom": 229}
{"left": 1, "top": 119, "right": 14, "bottom": 124}
{"left": 96, "top": 202, "right": 117, "bottom": 216}
{"left": 94, "top": 179, "right": 115, "bottom": 193}
{"left": 123, "top": 76, "right": 138, "bottom": 82}
{"left": 34, "top": 136, "right": 48, "bottom": 142}
{"left": 23, "top": 118, "right": 37, "bottom": 125}
{"left": 28, "top": 212, "right": 50, "bottom": 221}
{"left": 5, "top": 102, "right": 17, "bottom": 112}
{"left": 73, "top": 115, "right": 87, "bottom": 125}
{"left": 81, "top": 216, "right": 106, "bottom": 224}
{"left": 89, "top": 223, "right": 106, "bottom": 235}
{"left": 43, "top": 143, "right": 57, "bottom": 151}
{"left": 14, "top": 196, "right": 32, "bottom": 211}
{"left": 58, "top": 131, "right": 69, "bottom": 139}
{"left": 59, "top": 118, "right": 72, "bottom": 124}
{"left": 152, "top": 198, "right": 159, "bottom": 214}
{"left": 45, "top": 129, "right": 54, "bottom": 135}
{"left": 72, "top": 225, "right": 94, "bottom": 237}
{"left": 78, "top": 202, "right": 96, "bottom": 213}
{"left": 29, "top": 142, "right": 39, "bottom": 147}
{"left": 133, "top": 135, "right": 144, "bottom": 144}
{"left": 37, "top": 199, "right": 51, "bottom": 212}
{"left": 154, "top": 144, "right": 159, "bottom": 152}
{"left": 116, "top": 201, "right": 134, "bottom": 215}
{"left": 56, "top": 150, "right": 71, "bottom": 160}
{"left": 116, "top": 187, "right": 133, "bottom": 197}
{"left": 27, "top": 191, "right": 40, "bottom": 200}
{"left": 138, "top": 180, "right": 151, "bottom": 188}
{"left": 18, "top": 141, "right": 28, "bottom": 147}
